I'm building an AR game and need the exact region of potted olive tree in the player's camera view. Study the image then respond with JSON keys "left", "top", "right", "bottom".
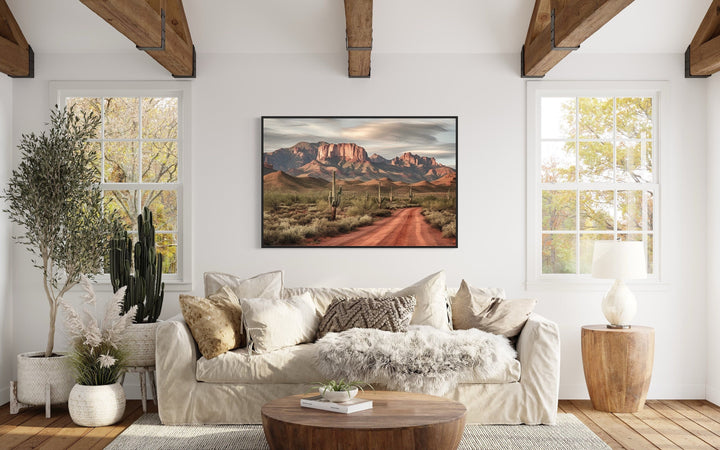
{"left": 3, "top": 106, "right": 119, "bottom": 416}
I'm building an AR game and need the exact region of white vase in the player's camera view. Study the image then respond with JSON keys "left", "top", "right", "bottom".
{"left": 68, "top": 382, "right": 126, "bottom": 427}
{"left": 124, "top": 322, "right": 160, "bottom": 366}
{"left": 16, "top": 352, "right": 75, "bottom": 405}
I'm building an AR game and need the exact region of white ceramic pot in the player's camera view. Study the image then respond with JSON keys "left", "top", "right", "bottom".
{"left": 124, "top": 322, "right": 160, "bottom": 366}
{"left": 68, "top": 382, "right": 126, "bottom": 427}
{"left": 320, "top": 387, "right": 358, "bottom": 403}
{"left": 16, "top": 352, "right": 75, "bottom": 405}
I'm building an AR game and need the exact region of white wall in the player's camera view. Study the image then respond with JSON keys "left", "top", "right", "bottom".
{"left": 0, "top": 75, "right": 14, "bottom": 402}
{"left": 10, "top": 51, "right": 709, "bottom": 399}
{"left": 706, "top": 75, "right": 720, "bottom": 404}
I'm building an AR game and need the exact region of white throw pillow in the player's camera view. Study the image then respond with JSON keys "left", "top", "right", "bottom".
{"left": 239, "top": 292, "right": 319, "bottom": 353}
{"left": 394, "top": 271, "right": 450, "bottom": 330}
{"left": 203, "top": 270, "right": 283, "bottom": 299}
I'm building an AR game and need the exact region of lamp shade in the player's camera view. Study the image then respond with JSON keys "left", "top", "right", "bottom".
{"left": 591, "top": 241, "right": 647, "bottom": 280}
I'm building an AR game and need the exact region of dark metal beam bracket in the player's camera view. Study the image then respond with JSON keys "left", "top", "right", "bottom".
{"left": 8, "top": 45, "right": 33, "bottom": 78}
{"left": 136, "top": 8, "right": 165, "bottom": 51}
{"left": 346, "top": 36, "right": 372, "bottom": 51}
{"left": 685, "top": 46, "right": 711, "bottom": 78}
{"left": 551, "top": 9, "right": 580, "bottom": 51}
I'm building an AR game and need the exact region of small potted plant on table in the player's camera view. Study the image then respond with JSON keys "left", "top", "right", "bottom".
{"left": 315, "top": 380, "right": 372, "bottom": 403}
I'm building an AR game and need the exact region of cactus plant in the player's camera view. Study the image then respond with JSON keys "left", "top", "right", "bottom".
{"left": 109, "top": 207, "right": 165, "bottom": 323}
{"left": 409, "top": 186, "right": 414, "bottom": 201}
{"left": 328, "top": 172, "right": 342, "bottom": 221}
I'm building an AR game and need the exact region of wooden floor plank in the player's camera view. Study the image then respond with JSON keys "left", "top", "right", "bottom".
{"left": 661, "top": 400, "right": 720, "bottom": 437}
{"left": 0, "top": 411, "right": 66, "bottom": 448}
{"left": 646, "top": 401, "right": 720, "bottom": 448}
{"left": 683, "top": 400, "right": 720, "bottom": 424}
{"left": 0, "top": 408, "right": 40, "bottom": 437}
{"left": 634, "top": 403, "right": 714, "bottom": 449}
{"left": 13, "top": 414, "right": 75, "bottom": 450}
{"left": 613, "top": 412, "right": 680, "bottom": 449}
{"left": 571, "top": 400, "right": 658, "bottom": 450}
{"left": 561, "top": 400, "right": 626, "bottom": 449}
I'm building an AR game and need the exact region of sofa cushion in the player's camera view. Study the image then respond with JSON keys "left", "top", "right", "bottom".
{"left": 195, "top": 342, "right": 520, "bottom": 384}
{"left": 204, "top": 270, "right": 283, "bottom": 299}
{"left": 196, "top": 343, "right": 323, "bottom": 384}
{"left": 316, "top": 296, "right": 416, "bottom": 339}
{"left": 239, "top": 292, "right": 319, "bottom": 353}
{"left": 394, "top": 271, "right": 450, "bottom": 330}
{"left": 452, "top": 280, "right": 536, "bottom": 338}
{"left": 179, "top": 288, "right": 244, "bottom": 360}
{"left": 284, "top": 287, "right": 393, "bottom": 315}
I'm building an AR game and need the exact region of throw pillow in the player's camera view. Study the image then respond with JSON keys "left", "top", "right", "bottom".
{"left": 239, "top": 292, "right": 319, "bottom": 353}
{"left": 394, "top": 271, "right": 450, "bottom": 330}
{"left": 203, "top": 270, "right": 283, "bottom": 299}
{"left": 452, "top": 280, "right": 536, "bottom": 338}
{"left": 179, "top": 286, "right": 244, "bottom": 360}
{"left": 316, "top": 296, "right": 417, "bottom": 339}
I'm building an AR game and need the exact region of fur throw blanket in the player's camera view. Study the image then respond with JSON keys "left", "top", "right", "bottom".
{"left": 315, "top": 325, "right": 517, "bottom": 396}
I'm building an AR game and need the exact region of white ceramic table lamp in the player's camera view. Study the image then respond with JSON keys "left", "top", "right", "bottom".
{"left": 591, "top": 241, "right": 647, "bottom": 329}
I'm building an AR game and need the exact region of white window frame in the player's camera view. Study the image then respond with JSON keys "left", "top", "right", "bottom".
{"left": 526, "top": 81, "right": 668, "bottom": 290}
{"left": 50, "top": 81, "right": 192, "bottom": 290}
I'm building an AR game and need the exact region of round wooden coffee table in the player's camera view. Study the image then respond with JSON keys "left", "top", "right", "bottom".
{"left": 261, "top": 391, "right": 466, "bottom": 450}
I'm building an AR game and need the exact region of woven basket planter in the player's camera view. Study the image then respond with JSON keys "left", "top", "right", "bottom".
{"left": 124, "top": 322, "right": 160, "bottom": 367}
{"left": 16, "top": 352, "right": 74, "bottom": 405}
{"left": 68, "top": 382, "right": 126, "bottom": 427}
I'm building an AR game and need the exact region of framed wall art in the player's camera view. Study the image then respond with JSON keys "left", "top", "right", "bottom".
{"left": 262, "top": 116, "right": 457, "bottom": 248}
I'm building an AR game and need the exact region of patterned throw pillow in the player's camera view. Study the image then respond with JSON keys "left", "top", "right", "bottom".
{"left": 179, "top": 286, "right": 245, "bottom": 360}
{"left": 316, "top": 296, "right": 416, "bottom": 339}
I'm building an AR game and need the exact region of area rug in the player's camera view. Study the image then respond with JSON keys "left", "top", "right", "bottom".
{"left": 106, "top": 413, "right": 609, "bottom": 449}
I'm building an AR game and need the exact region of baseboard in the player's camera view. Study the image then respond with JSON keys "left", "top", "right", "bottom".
{"left": 0, "top": 385, "right": 8, "bottom": 407}
{"left": 560, "top": 383, "right": 706, "bottom": 401}
{"left": 706, "top": 386, "right": 720, "bottom": 406}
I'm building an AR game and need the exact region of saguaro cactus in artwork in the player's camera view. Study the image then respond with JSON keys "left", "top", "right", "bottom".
{"left": 110, "top": 207, "right": 165, "bottom": 323}
{"left": 328, "top": 172, "right": 342, "bottom": 221}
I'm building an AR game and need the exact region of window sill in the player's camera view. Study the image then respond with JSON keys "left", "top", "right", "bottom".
{"left": 525, "top": 279, "right": 670, "bottom": 293}
{"left": 90, "top": 279, "right": 192, "bottom": 293}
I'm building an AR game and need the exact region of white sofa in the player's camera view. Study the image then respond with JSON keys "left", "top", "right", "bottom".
{"left": 156, "top": 285, "right": 561, "bottom": 425}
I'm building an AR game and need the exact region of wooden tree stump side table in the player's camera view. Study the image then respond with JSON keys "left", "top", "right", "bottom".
{"left": 581, "top": 325, "right": 654, "bottom": 413}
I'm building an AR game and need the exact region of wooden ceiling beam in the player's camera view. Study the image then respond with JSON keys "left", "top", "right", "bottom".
{"left": 522, "top": 0, "right": 634, "bottom": 78}
{"left": 80, "top": 0, "right": 195, "bottom": 78}
{"left": 0, "top": 0, "right": 32, "bottom": 78}
{"left": 344, "top": 0, "right": 373, "bottom": 78}
{"left": 686, "top": 0, "right": 720, "bottom": 78}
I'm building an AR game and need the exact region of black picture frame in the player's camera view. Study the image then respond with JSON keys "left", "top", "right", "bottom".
{"left": 261, "top": 116, "right": 458, "bottom": 248}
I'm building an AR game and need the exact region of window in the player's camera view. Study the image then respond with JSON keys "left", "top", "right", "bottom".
{"left": 52, "top": 82, "right": 191, "bottom": 286}
{"left": 527, "top": 82, "right": 663, "bottom": 284}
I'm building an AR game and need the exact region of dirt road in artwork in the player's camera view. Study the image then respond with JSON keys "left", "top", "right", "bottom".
{"left": 308, "top": 207, "right": 456, "bottom": 247}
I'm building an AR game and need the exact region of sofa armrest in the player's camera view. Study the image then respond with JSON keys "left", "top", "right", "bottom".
{"left": 156, "top": 314, "right": 198, "bottom": 423}
{"left": 515, "top": 313, "right": 561, "bottom": 424}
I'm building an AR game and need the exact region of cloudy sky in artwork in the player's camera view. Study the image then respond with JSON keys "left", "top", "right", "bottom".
{"left": 263, "top": 117, "right": 457, "bottom": 167}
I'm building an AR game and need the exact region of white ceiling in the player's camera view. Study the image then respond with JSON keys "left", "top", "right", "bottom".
{"left": 6, "top": 0, "right": 712, "bottom": 55}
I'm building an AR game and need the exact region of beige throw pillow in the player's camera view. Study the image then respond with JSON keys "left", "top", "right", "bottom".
{"left": 239, "top": 292, "right": 319, "bottom": 353}
{"left": 316, "top": 296, "right": 416, "bottom": 339}
{"left": 394, "top": 271, "right": 450, "bottom": 330}
{"left": 203, "top": 270, "right": 283, "bottom": 299}
{"left": 452, "top": 280, "right": 536, "bottom": 338}
{"left": 179, "top": 286, "right": 244, "bottom": 359}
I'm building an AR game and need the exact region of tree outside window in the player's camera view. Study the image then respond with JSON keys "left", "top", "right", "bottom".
{"left": 67, "top": 96, "right": 179, "bottom": 275}
{"left": 539, "top": 96, "right": 655, "bottom": 275}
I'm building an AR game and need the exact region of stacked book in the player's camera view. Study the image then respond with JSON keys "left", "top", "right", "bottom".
{"left": 300, "top": 395, "right": 373, "bottom": 414}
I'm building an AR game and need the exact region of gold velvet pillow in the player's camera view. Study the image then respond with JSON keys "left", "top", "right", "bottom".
{"left": 179, "top": 286, "right": 245, "bottom": 359}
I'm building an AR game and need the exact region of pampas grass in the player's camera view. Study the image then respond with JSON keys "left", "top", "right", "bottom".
{"left": 61, "top": 275, "right": 138, "bottom": 385}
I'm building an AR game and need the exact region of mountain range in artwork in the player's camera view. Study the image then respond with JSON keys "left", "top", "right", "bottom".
{"left": 263, "top": 141, "right": 457, "bottom": 192}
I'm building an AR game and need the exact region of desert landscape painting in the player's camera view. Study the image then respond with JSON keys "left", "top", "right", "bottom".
{"left": 262, "top": 117, "right": 457, "bottom": 247}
